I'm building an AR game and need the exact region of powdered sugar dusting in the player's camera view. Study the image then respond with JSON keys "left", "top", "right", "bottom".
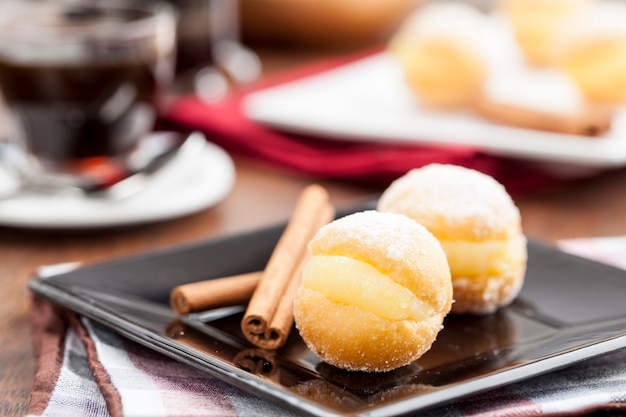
{"left": 378, "top": 164, "right": 521, "bottom": 240}
{"left": 315, "top": 210, "right": 429, "bottom": 262}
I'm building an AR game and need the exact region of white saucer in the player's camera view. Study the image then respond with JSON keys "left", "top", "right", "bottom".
{"left": 0, "top": 139, "right": 235, "bottom": 229}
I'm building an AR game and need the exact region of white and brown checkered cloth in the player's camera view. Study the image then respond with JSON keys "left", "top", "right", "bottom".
{"left": 26, "top": 237, "right": 626, "bottom": 417}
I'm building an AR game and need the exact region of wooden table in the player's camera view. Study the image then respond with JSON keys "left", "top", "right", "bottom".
{"left": 2, "top": 48, "right": 626, "bottom": 416}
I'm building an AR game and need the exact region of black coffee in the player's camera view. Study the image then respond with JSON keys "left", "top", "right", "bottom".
{"left": 0, "top": 59, "right": 158, "bottom": 164}
{"left": 0, "top": 4, "right": 169, "bottom": 173}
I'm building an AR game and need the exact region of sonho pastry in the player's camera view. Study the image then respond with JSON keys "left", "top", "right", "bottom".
{"left": 553, "top": 0, "right": 626, "bottom": 103}
{"left": 497, "top": 0, "right": 593, "bottom": 66}
{"left": 293, "top": 210, "right": 452, "bottom": 372}
{"left": 378, "top": 164, "right": 527, "bottom": 315}
{"left": 389, "top": 2, "right": 488, "bottom": 109}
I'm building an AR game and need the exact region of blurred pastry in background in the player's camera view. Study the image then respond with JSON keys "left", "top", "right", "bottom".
{"left": 497, "top": 0, "right": 593, "bottom": 67}
{"left": 554, "top": 0, "right": 626, "bottom": 104}
{"left": 389, "top": 2, "right": 489, "bottom": 109}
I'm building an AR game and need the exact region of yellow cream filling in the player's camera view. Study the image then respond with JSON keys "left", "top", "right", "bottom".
{"left": 301, "top": 255, "right": 433, "bottom": 321}
{"left": 440, "top": 235, "right": 527, "bottom": 277}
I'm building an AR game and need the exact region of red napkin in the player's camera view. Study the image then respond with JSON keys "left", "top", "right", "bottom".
{"left": 161, "top": 51, "right": 575, "bottom": 194}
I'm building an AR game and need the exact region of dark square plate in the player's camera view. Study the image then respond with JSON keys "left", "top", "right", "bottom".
{"left": 29, "top": 205, "right": 626, "bottom": 417}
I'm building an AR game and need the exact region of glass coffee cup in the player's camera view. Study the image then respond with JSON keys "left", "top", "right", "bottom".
{"left": 0, "top": 0, "right": 176, "bottom": 190}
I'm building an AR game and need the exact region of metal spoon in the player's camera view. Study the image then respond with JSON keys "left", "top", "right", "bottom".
{"left": 0, "top": 131, "right": 206, "bottom": 201}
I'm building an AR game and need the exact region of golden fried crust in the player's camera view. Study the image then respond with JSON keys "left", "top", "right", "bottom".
{"left": 294, "top": 210, "right": 453, "bottom": 372}
{"left": 294, "top": 289, "right": 441, "bottom": 372}
{"left": 450, "top": 267, "right": 527, "bottom": 314}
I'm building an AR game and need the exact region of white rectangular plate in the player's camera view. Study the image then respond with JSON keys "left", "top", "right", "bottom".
{"left": 243, "top": 39, "right": 626, "bottom": 173}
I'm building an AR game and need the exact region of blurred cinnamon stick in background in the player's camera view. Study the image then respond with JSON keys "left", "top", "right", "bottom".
{"left": 473, "top": 93, "right": 614, "bottom": 136}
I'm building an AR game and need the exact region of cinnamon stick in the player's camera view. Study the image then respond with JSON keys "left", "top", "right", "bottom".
{"left": 241, "top": 184, "right": 335, "bottom": 350}
{"left": 472, "top": 93, "right": 614, "bottom": 136}
{"left": 265, "top": 203, "right": 335, "bottom": 346}
{"left": 170, "top": 271, "right": 262, "bottom": 315}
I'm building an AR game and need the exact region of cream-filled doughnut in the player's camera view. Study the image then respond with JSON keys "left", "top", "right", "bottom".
{"left": 378, "top": 164, "right": 527, "bottom": 315}
{"left": 389, "top": 2, "right": 488, "bottom": 109}
{"left": 293, "top": 210, "right": 452, "bottom": 372}
{"left": 497, "top": 0, "right": 593, "bottom": 67}
{"left": 552, "top": 0, "right": 626, "bottom": 103}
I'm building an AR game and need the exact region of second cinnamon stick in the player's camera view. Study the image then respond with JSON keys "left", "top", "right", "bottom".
{"left": 170, "top": 271, "right": 262, "bottom": 315}
{"left": 241, "top": 184, "right": 335, "bottom": 350}
{"left": 472, "top": 93, "right": 614, "bottom": 136}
